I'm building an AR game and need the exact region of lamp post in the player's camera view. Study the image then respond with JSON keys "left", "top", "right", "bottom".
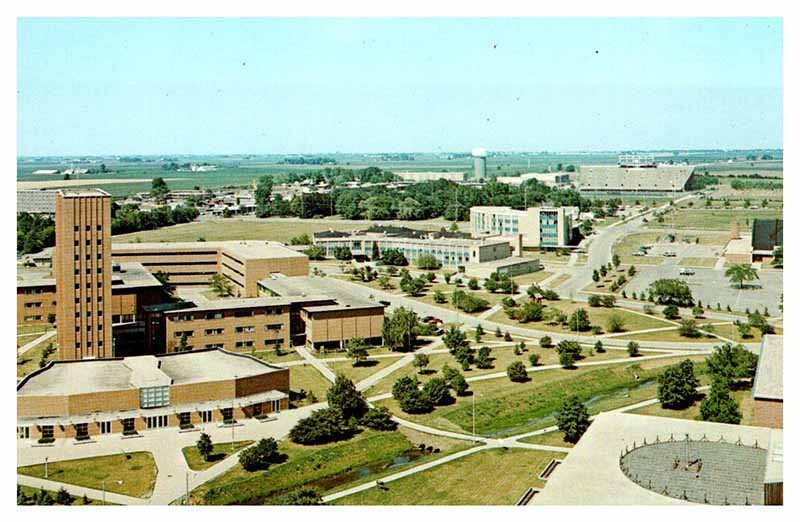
{"left": 44, "top": 457, "right": 48, "bottom": 479}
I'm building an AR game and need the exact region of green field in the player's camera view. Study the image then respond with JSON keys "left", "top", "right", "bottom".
{"left": 182, "top": 440, "right": 255, "bottom": 471}
{"left": 17, "top": 484, "right": 110, "bottom": 506}
{"left": 378, "top": 355, "right": 707, "bottom": 438}
{"left": 288, "top": 365, "right": 331, "bottom": 405}
{"left": 17, "top": 338, "right": 57, "bottom": 379}
{"left": 517, "top": 429, "right": 575, "bottom": 448}
{"left": 250, "top": 349, "right": 304, "bottom": 364}
{"left": 18, "top": 452, "right": 158, "bottom": 499}
{"left": 332, "top": 448, "right": 565, "bottom": 505}
{"left": 327, "top": 358, "right": 398, "bottom": 383}
{"left": 192, "top": 428, "right": 472, "bottom": 505}
{"left": 646, "top": 208, "right": 782, "bottom": 231}
{"left": 628, "top": 387, "right": 757, "bottom": 426}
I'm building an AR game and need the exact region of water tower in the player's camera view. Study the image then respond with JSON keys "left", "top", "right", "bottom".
{"left": 471, "top": 147, "right": 487, "bottom": 180}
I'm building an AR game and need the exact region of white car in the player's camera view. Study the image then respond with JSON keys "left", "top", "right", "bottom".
{"left": 632, "top": 251, "right": 646, "bottom": 257}
{"left": 679, "top": 268, "right": 695, "bottom": 275}
{"left": 663, "top": 251, "right": 677, "bottom": 257}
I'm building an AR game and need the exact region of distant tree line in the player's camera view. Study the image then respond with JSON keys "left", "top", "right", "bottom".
{"left": 111, "top": 203, "right": 199, "bottom": 235}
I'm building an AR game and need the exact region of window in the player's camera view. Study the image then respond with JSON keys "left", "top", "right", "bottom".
{"left": 205, "top": 343, "right": 224, "bottom": 349}
{"left": 235, "top": 340, "right": 254, "bottom": 348}
{"left": 265, "top": 323, "right": 283, "bottom": 331}
{"left": 18, "top": 426, "right": 30, "bottom": 439}
{"left": 271, "top": 399, "right": 281, "bottom": 414}
{"left": 140, "top": 386, "right": 170, "bottom": 409}
{"left": 146, "top": 415, "right": 169, "bottom": 430}
{"left": 252, "top": 403, "right": 262, "bottom": 416}
{"left": 264, "top": 338, "right": 284, "bottom": 347}
{"left": 178, "top": 412, "right": 191, "bottom": 426}
{"left": 122, "top": 418, "right": 135, "bottom": 432}
{"left": 205, "top": 312, "right": 223, "bottom": 320}
{"left": 99, "top": 421, "right": 111, "bottom": 434}
{"left": 205, "top": 328, "right": 224, "bottom": 336}
{"left": 41, "top": 425, "right": 54, "bottom": 439}
{"left": 221, "top": 408, "right": 234, "bottom": 421}
{"left": 75, "top": 423, "right": 88, "bottom": 438}
{"left": 234, "top": 310, "right": 254, "bottom": 318}
{"left": 200, "top": 410, "right": 213, "bottom": 424}
{"left": 235, "top": 326, "right": 255, "bottom": 333}
{"left": 174, "top": 330, "right": 194, "bottom": 338}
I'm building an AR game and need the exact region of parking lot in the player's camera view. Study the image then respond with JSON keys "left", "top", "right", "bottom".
{"left": 625, "top": 264, "right": 783, "bottom": 314}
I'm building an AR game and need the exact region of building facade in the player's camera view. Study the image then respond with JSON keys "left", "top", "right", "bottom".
{"left": 111, "top": 241, "right": 309, "bottom": 297}
{"left": 54, "top": 190, "right": 113, "bottom": 360}
{"left": 753, "top": 334, "right": 783, "bottom": 429}
{"left": 470, "top": 206, "right": 578, "bottom": 248}
{"left": 17, "top": 349, "right": 289, "bottom": 442}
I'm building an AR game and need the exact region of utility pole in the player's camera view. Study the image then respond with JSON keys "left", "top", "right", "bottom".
{"left": 472, "top": 392, "right": 476, "bottom": 443}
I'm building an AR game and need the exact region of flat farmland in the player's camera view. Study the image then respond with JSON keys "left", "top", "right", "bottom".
{"left": 646, "top": 208, "right": 782, "bottom": 231}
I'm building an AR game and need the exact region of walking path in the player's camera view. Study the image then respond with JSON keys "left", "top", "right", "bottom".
{"left": 17, "top": 473, "right": 146, "bottom": 505}
{"left": 17, "top": 329, "right": 56, "bottom": 355}
{"left": 295, "top": 346, "right": 337, "bottom": 383}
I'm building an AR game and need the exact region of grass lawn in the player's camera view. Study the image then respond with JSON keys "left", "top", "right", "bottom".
{"left": 183, "top": 440, "right": 255, "bottom": 471}
{"left": 546, "top": 273, "right": 573, "bottom": 288}
{"left": 704, "top": 323, "right": 783, "bottom": 344}
{"left": 488, "top": 300, "right": 674, "bottom": 336}
{"left": 645, "top": 208, "right": 783, "bottom": 231}
{"left": 628, "top": 387, "right": 758, "bottom": 426}
{"left": 327, "top": 358, "right": 398, "bottom": 383}
{"left": 192, "top": 428, "right": 472, "bottom": 505}
{"left": 524, "top": 249, "right": 571, "bottom": 265}
{"left": 332, "top": 448, "right": 566, "bottom": 505}
{"left": 612, "top": 232, "right": 666, "bottom": 266}
{"left": 512, "top": 270, "right": 554, "bottom": 285}
{"left": 250, "top": 349, "right": 303, "bottom": 364}
{"left": 16, "top": 339, "right": 57, "bottom": 379}
{"left": 315, "top": 346, "right": 398, "bottom": 359}
{"left": 112, "top": 218, "right": 446, "bottom": 245}
{"left": 581, "top": 265, "right": 635, "bottom": 294}
{"left": 518, "top": 429, "right": 575, "bottom": 448}
{"left": 289, "top": 364, "right": 332, "bottom": 405}
{"left": 17, "top": 333, "right": 43, "bottom": 348}
{"left": 16, "top": 324, "right": 54, "bottom": 336}
{"left": 378, "top": 355, "right": 707, "bottom": 438}
{"left": 18, "top": 452, "right": 157, "bottom": 499}
{"left": 613, "top": 328, "right": 717, "bottom": 343}
{"left": 679, "top": 257, "right": 719, "bottom": 268}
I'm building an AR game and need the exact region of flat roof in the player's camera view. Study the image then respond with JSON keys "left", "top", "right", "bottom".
{"left": 17, "top": 348, "right": 284, "bottom": 397}
{"left": 111, "top": 262, "right": 162, "bottom": 289}
{"left": 465, "top": 256, "right": 538, "bottom": 269}
{"left": 169, "top": 294, "right": 332, "bottom": 314}
{"left": 259, "top": 276, "right": 384, "bottom": 312}
{"left": 753, "top": 334, "right": 783, "bottom": 401}
{"left": 534, "top": 411, "right": 780, "bottom": 505}
{"left": 57, "top": 188, "right": 111, "bottom": 198}
{"left": 112, "top": 240, "right": 306, "bottom": 260}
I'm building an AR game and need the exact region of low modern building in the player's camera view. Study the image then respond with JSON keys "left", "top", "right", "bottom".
{"left": 17, "top": 189, "right": 57, "bottom": 215}
{"left": 535, "top": 411, "right": 782, "bottom": 506}
{"left": 314, "top": 228, "right": 518, "bottom": 269}
{"left": 17, "top": 276, "right": 57, "bottom": 325}
{"left": 577, "top": 156, "right": 695, "bottom": 195}
{"left": 469, "top": 206, "right": 578, "bottom": 248}
{"left": 17, "top": 348, "right": 289, "bottom": 442}
{"left": 463, "top": 256, "right": 541, "bottom": 280}
{"left": 395, "top": 171, "right": 466, "bottom": 182}
{"left": 111, "top": 240, "right": 309, "bottom": 297}
{"left": 258, "top": 276, "right": 385, "bottom": 351}
{"left": 753, "top": 334, "right": 783, "bottom": 429}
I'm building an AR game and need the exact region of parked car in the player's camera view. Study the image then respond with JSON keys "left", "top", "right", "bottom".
{"left": 632, "top": 251, "right": 646, "bottom": 257}
{"left": 663, "top": 251, "right": 677, "bottom": 257}
{"left": 379, "top": 300, "right": 391, "bottom": 307}
{"left": 679, "top": 268, "right": 695, "bottom": 275}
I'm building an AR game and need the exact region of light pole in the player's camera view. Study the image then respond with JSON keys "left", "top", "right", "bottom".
{"left": 472, "top": 392, "right": 476, "bottom": 443}
{"left": 44, "top": 457, "right": 48, "bottom": 479}
{"left": 231, "top": 375, "right": 237, "bottom": 446}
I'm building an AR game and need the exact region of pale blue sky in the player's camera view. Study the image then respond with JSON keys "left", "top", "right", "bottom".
{"left": 18, "top": 18, "right": 782, "bottom": 156}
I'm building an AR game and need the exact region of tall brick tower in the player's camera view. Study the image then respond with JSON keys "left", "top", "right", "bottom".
{"left": 54, "top": 189, "right": 113, "bottom": 359}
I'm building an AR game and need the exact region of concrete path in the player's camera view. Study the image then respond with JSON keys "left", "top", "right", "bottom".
{"left": 17, "top": 329, "right": 56, "bottom": 355}
{"left": 17, "top": 473, "right": 146, "bottom": 505}
{"left": 295, "top": 346, "right": 337, "bottom": 383}
{"left": 714, "top": 257, "right": 726, "bottom": 271}
{"left": 356, "top": 338, "right": 444, "bottom": 393}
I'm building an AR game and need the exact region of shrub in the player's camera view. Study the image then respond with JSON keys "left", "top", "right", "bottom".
{"left": 606, "top": 312, "right": 625, "bottom": 333}
{"left": 700, "top": 378, "right": 742, "bottom": 424}
{"left": 289, "top": 408, "right": 354, "bottom": 445}
{"left": 422, "top": 377, "right": 453, "bottom": 406}
{"left": 507, "top": 361, "right": 528, "bottom": 382}
{"left": 280, "top": 489, "right": 322, "bottom": 505}
{"left": 594, "top": 340, "right": 605, "bottom": 353}
{"left": 239, "top": 437, "right": 282, "bottom": 471}
{"left": 197, "top": 433, "right": 214, "bottom": 461}
{"left": 449, "top": 372, "right": 470, "bottom": 396}
{"left": 392, "top": 376, "right": 433, "bottom": 414}
{"left": 559, "top": 350, "right": 576, "bottom": 369}
{"left": 678, "top": 319, "right": 701, "bottom": 338}
{"left": 359, "top": 406, "right": 398, "bottom": 431}
{"left": 692, "top": 306, "right": 704, "bottom": 318}
{"left": 627, "top": 341, "right": 640, "bottom": 357}
{"left": 539, "top": 336, "right": 552, "bottom": 348}
{"left": 528, "top": 353, "right": 540, "bottom": 366}
{"left": 326, "top": 375, "right": 368, "bottom": 420}
{"left": 568, "top": 308, "right": 591, "bottom": 331}
{"left": 416, "top": 254, "right": 440, "bottom": 270}
{"left": 662, "top": 305, "right": 680, "bottom": 320}
{"left": 588, "top": 294, "right": 602, "bottom": 307}
{"left": 556, "top": 395, "right": 590, "bottom": 443}
{"left": 468, "top": 278, "right": 479, "bottom": 290}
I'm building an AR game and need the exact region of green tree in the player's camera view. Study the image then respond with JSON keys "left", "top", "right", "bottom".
{"left": 606, "top": 312, "right": 625, "bottom": 333}
{"left": 345, "top": 337, "right": 369, "bottom": 366}
{"left": 594, "top": 340, "right": 605, "bottom": 353}
{"left": 381, "top": 248, "right": 408, "bottom": 266}
{"left": 334, "top": 246, "right": 353, "bottom": 261}
{"left": 612, "top": 253, "right": 621, "bottom": 268}
{"left": 443, "top": 326, "right": 468, "bottom": 353}
{"left": 678, "top": 318, "right": 701, "bottom": 338}
{"left": 304, "top": 245, "right": 326, "bottom": 260}
{"left": 627, "top": 341, "right": 640, "bottom": 357}
{"left": 648, "top": 279, "right": 694, "bottom": 305}
{"left": 725, "top": 263, "right": 759, "bottom": 289}
{"left": 475, "top": 346, "right": 492, "bottom": 369}
{"left": 507, "top": 361, "right": 528, "bottom": 382}
{"left": 383, "top": 307, "right": 419, "bottom": 352}
{"left": 474, "top": 324, "right": 484, "bottom": 342}
{"left": 468, "top": 278, "right": 479, "bottom": 290}
{"left": 662, "top": 304, "right": 680, "bottom": 319}
{"left": 280, "top": 489, "right": 322, "bottom": 505}
{"left": 289, "top": 408, "right": 354, "bottom": 444}
{"left": 413, "top": 353, "right": 430, "bottom": 373}
{"left": 359, "top": 406, "right": 397, "bottom": 431}
{"left": 239, "top": 438, "right": 282, "bottom": 471}
{"left": 326, "top": 374, "right": 368, "bottom": 419}
{"left": 151, "top": 177, "right": 169, "bottom": 200}
{"left": 422, "top": 377, "right": 453, "bottom": 405}
{"left": 416, "top": 254, "right": 440, "bottom": 270}
{"left": 197, "top": 432, "right": 214, "bottom": 462}
{"left": 449, "top": 372, "right": 469, "bottom": 396}
{"left": 539, "top": 336, "right": 552, "bottom": 348}
{"left": 556, "top": 395, "right": 590, "bottom": 443}
{"left": 657, "top": 359, "right": 699, "bottom": 409}
{"left": 706, "top": 342, "right": 759, "bottom": 384}
{"left": 529, "top": 353, "right": 540, "bottom": 366}
{"left": 433, "top": 289, "right": 446, "bottom": 303}
{"left": 392, "top": 376, "right": 433, "bottom": 414}
{"left": 568, "top": 308, "right": 590, "bottom": 331}
{"left": 56, "top": 487, "right": 73, "bottom": 505}
{"left": 700, "top": 378, "right": 742, "bottom": 424}
{"left": 209, "top": 273, "right": 233, "bottom": 297}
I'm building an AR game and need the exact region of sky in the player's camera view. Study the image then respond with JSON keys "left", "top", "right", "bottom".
{"left": 17, "top": 17, "right": 783, "bottom": 156}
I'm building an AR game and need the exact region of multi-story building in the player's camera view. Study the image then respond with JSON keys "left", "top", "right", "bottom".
{"left": 111, "top": 241, "right": 309, "bottom": 297}
{"left": 17, "top": 348, "right": 289, "bottom": 442}
{"left": 54, "top": 189, "right": 113, "bottom": 360}
{"left": 17, "top": 262, "right": 161, "bottom": 329}
{"left": 470, "top": 206, "right": 578, "bottom": 248}
{"left": 314, "top": 229, "right": 517, "bottom": 269}
{"left": 17, "top": 189, "right": 57, "bottom": 216}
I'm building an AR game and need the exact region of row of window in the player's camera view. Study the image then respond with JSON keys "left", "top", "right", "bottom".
{"left": 74, "top": 225, "right": 103, "bottom": 232}
{"left": 173, "top": 323, "right": 284, "bottom": 338}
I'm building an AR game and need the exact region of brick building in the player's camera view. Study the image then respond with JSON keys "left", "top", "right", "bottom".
{"left": 54, "top": 190, "right": 113, "bottom": 360}
{"left": 17, "top": 348, "right": 289, "bottom": 442}
{"left": 111, "top": 241, "right": 309, "bottom": 297}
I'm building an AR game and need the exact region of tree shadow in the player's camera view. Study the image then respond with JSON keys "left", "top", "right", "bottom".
{"left": 353, "top": 360, "right": 379, "bottom": 368}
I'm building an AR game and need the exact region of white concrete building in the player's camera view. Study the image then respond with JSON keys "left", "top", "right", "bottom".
{"left": 470, "top": 206, "right": 578, "bottom": 248}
